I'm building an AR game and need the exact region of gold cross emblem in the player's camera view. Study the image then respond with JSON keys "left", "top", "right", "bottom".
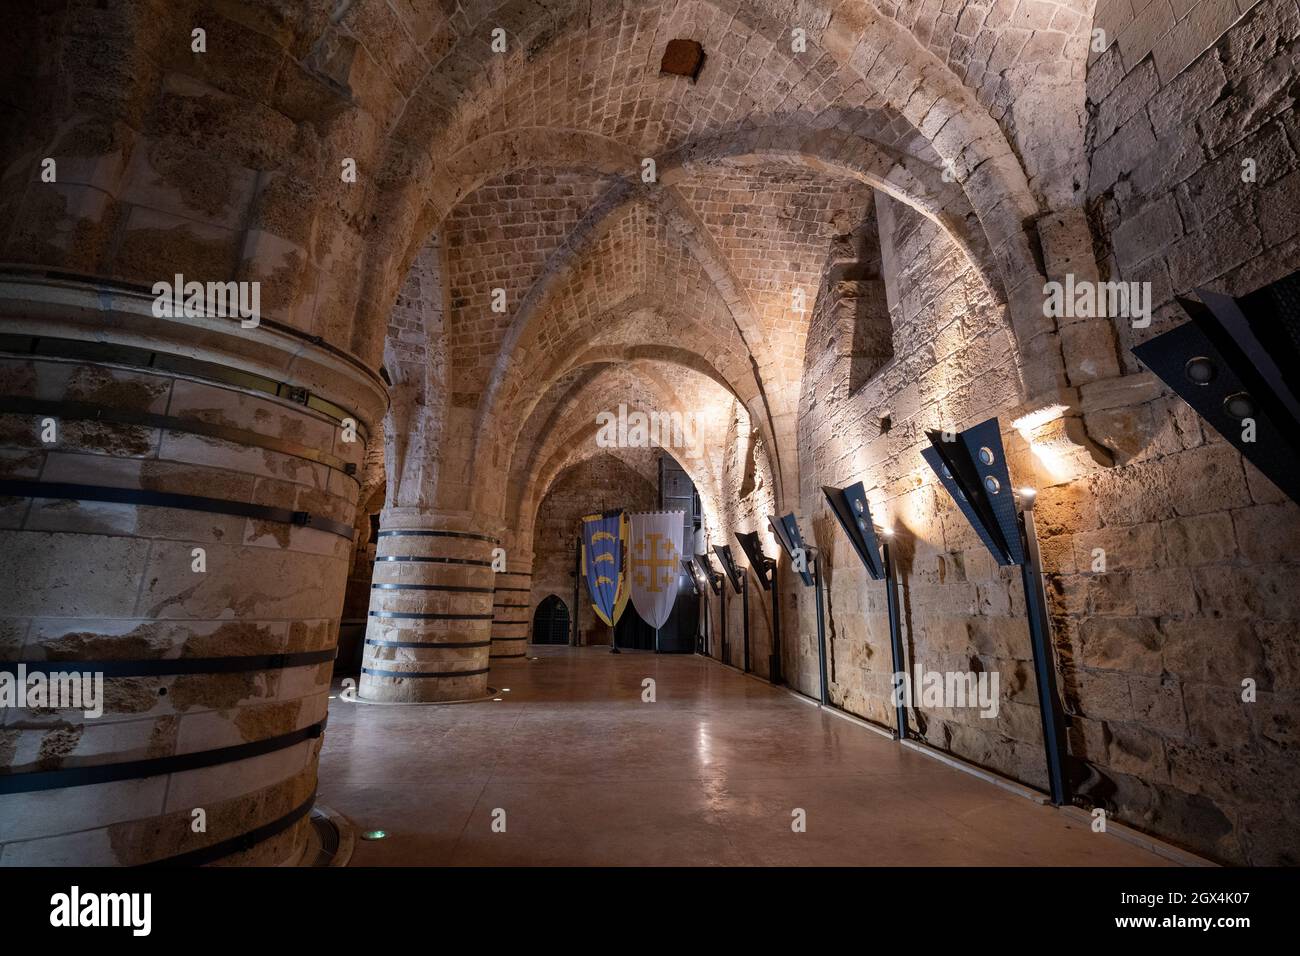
{"left": 631, "top": 532, "right": 678, "bottom": 593}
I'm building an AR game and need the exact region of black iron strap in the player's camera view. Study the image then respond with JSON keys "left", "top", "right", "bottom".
{"left": 367, "top": 611, "right": 494, "bottom": 620}
{"left": 0, "top": 326, "right": 374, "bottom": 441}
{"left": 371, "top": 583, "right": 494, "bottom": 593}
{"left": 374, "top": 555, "right": 491, "bottom": 566}
{"left": 0, "top": 648, "right": 335, "bottom": 677}
{"left": 0, "top": 718, "right": 327, "bottom": 795}
{"left": 365, "top": 638, "right": 492, "bottom": 648}
{"left": 141, "top": 788, "right": 318, "bottom": 868}
{"left": 361, "top": 666, "right": 490, "bottom": 679}
{"left": 0, "top": 479, "right": 355, "bottom": 540}
{"left": 377, "top": 529, "right": 499, "bottom": 543}
{"left": 0, "top": 396, "right": 357, "bottom": 477}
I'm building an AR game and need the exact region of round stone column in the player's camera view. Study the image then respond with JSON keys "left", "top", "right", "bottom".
{"left": 491, "top": 552, "right": 534, "bottom": 660}
{"left": 0, "top": 273, "right": 386, "bottom": 866}
{"left": 359, "top": 509, "right": 498, "bottom": 702}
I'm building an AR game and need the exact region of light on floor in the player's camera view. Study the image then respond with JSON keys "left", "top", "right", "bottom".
{"left": 361, "top": 829, "right": 387, "bottom": 841}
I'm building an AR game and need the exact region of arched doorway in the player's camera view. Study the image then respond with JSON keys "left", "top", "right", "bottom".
{"left": 533, "top": 595, "right": 571, "bottom": 645}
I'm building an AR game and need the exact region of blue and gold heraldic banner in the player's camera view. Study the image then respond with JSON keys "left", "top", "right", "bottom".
{"left": 581, "top": 510, "right": 627, "bottom": 627}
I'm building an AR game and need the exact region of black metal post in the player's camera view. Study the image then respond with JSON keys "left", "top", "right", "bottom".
{"left": 703, "top": 594, "right": 709, "bottom": 656}
{"left": 769, "top": 567, "right": 782, "bottom": 685}
{"left": 741, "top": 574, "right": 751, "bottom": 673}
{"left": 881, "top": 540, "right": 908, "bottom": 740}
{"left": 572, "top": 534, "right": 580, "bottom": 647}
{"left": 1020, "top": 507, "right": 1069, "bottom": 806}
{"left": 719, "top": 578, "right": 728, "bottom": 665}
{"left": 813, "top": 552, "right": 829, "bottom": 705}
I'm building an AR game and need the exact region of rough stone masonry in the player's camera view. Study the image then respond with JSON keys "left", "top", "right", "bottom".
{"left": 0, "top": 0, "right": 1295, "bottom": 867}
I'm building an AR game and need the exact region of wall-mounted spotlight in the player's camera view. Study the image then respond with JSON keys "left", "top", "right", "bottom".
{"left": 694, "top": 553, "right": 726, "bottom": 663}
{"left": 734, "top": 530, "right": 780, "bottom": 683}
{"left": 734, "top": 531, "right": 775, "bottom": 589}
{"left": 681, "top": 558, "right": 703, "bottom": 596}
{"left": 682, "top": 557, "right": 709, "bottom": 654}
{"left": 767, "top": 513, "right": 815, "bottom": 586}
{"left": 712, "top": 545, "right": 744, "bottom": 594}
{"left": 821, "top": 483, "right": 906, "bottom": 738}
{"left": 920, "top": 416, "right": 1068, "bottom": 805}
{"left": 713, "top": 544, "right": 748, "bottom": 672}
{"left": 821, "top": 482, "right": 885, "bottom": 580}
{"left": 1132, "top": 274, "right": 1300, "bottom": 505}
{"left": 693, "top": 553, "right": 724, "bottom": 596}
{"left": 767, "top": 513, "right": 828, "bottom": 705}
{"left": 920, "top": 419, "right": 1025, "bottom": 566}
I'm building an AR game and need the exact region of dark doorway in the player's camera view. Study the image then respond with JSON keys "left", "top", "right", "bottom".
{"left": 655, "top": 453, "right": 701, "bottom": 653}
{"left": 532, "top": 595, "right": 571, "bottom": 645}
{"left": 614, "top": 605, "right": 656, "bottom": 650}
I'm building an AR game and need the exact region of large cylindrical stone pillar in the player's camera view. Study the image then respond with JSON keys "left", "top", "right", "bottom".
{"left": 0, "top": 274, "right": 386, "bottom": 866}
{"left": 490, "top": 553, "right": 533, "bottom": 661}
{"left": 359, "top": 509, "right": 498, "bottom": 702}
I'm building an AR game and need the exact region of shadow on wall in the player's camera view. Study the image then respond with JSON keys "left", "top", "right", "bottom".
{"left": 812, "top": 513, "right": 839, "bottom": 687}
{"left": 888, "top": 520, "right": 928, "bottom": 742}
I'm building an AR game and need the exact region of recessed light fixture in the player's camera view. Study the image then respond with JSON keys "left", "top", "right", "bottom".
{"left": 1222, "top": 392, "right": 1255, "bottom": 421}
{"left": 1183, "top": 355, "right": 1216, "bottom": 385}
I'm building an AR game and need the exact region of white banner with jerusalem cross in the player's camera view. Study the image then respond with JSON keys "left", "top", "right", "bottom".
{"left": 628, "top": 511, "right": 685, "bottom": 631}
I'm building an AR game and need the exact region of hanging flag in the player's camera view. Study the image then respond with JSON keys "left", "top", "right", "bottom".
{"left": 610, "top": 511, "right": 631, "bottom": 625}
{"left": 628, "top": 511, "right": 685, "bottom": 630}
{"left": 581, "top": 510, "right": 626, "bottom": 627}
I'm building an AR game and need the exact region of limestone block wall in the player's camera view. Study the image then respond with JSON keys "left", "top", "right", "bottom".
{"left": 795, "top": 196, "right": 1028, "bottom": 747}
{"left": 785, "top": 0, "right": 1300, "bottom": 865}
{"left": 1069, "top": 0, "right": 1300, "bottom": 865}
{"left": 715, "top": 401, "right": 780, "bottom": 676}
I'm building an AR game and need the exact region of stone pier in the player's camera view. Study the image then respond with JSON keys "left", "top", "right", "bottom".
{"left": 0, "top": 274, "right": 385, "bottom": 865}
{"left": 359, "top": 509, "right": 498, "bottom": 702}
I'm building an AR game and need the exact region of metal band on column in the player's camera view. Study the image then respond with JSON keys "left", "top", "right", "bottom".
{"left": 491, "top": 561, "right": 532, "bottom": 660}
{"left": 0, "top": 275, "right": 386, "bottom": 865}
{"left": 360, "top": 521, "right": 499, "bottom": 702}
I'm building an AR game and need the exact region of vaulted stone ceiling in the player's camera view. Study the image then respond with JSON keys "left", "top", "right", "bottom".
{"left": 0, "top": 0, "right": 1103, "bottom": 540}
{"left": 346, "top": 0, "right": 1097, "bottom": 533}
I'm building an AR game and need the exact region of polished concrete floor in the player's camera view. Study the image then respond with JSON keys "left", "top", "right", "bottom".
{"left": 318, "top": 646, "right": 1171, "bottom": 866}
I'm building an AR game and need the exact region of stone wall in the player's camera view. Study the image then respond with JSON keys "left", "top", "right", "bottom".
{"left": 794, "top": 195, "right": 1029, "bottom": 752}
{"left": 1069, "top": 0, "right": 1300, "bottom": 865}
{"left": 781, "top": 0, "right": 1300, "bottom": 866}
{"left": 704, "top": 395, "right": 780, "bottom": 675}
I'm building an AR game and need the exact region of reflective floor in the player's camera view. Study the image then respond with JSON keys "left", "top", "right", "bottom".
{"left": 318, "top": 646, "right": 1171, "bottom": 866}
